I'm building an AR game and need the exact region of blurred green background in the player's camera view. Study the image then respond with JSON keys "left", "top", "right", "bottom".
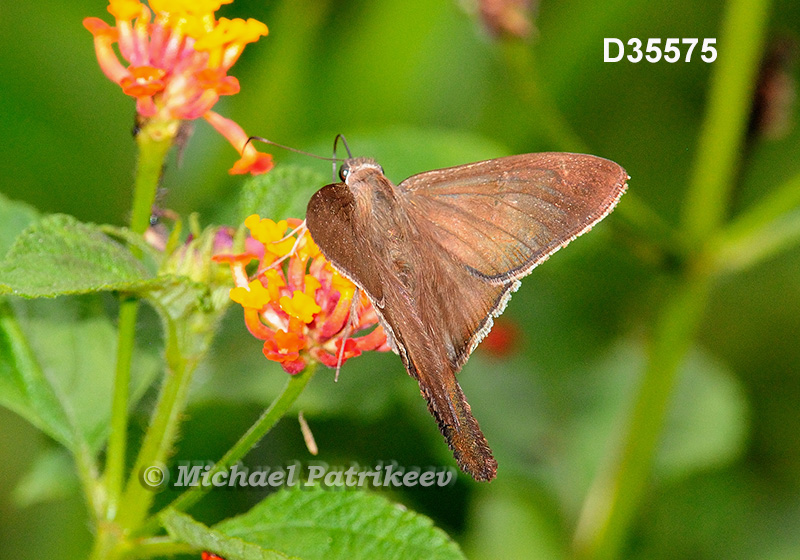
{"left": 1, "top": 0, "right": 800, "bottom": 558}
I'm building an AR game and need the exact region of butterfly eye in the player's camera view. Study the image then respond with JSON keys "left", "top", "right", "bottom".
{"left": 339, "top": 165, "right": 349, "bottom": 181}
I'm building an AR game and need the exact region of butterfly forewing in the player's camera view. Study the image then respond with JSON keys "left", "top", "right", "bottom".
{"left": 401, "top": 153, "right": 628, "bottom": 283}
{"left": 306, "top": 181, "right": 385, "bottom": 303}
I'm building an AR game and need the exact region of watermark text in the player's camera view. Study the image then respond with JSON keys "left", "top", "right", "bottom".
{"left": 140, "top": 461, "right": 457, "bottom": 490}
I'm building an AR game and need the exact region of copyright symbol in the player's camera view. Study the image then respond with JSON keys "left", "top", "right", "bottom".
{"left": 140, "top": 464, "right": 169, "bottom": 490}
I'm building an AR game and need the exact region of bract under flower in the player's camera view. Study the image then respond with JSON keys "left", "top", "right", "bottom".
{"left": 214, "top": 215, "right": 389, "bottom": 374}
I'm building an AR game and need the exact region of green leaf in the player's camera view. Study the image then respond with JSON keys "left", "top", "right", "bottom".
{"left": 656, "top": 346, "right": 749, "bottom": 478}
{"left": 239, "top": 165, "right": 327, "bottom": 222}
{"left": 161, "top": 509, "right": 296, "bottom": 560}
{"left": 0, "top": 214, "right": 158, "bottom": 298}
{"left": 12, "top": 446, "right": 79, "bottom": 506}
{"left": 214, "top": 486, "right": 466, "bottom": 560}
{"left": 0, "top": 192, "right": 39, "bottom": 257}
{"left": 464, "top": 483, "right": 566, "bottom": 560}
{"left": 0, "top": 300, "right": 75, "bottom": 448}
{"left": 0, "top": 296, "right": 160, "bottom": 453}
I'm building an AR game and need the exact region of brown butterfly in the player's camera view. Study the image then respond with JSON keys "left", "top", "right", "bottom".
{"left": 305, "top": 151, "right": 628, "bottom": 481}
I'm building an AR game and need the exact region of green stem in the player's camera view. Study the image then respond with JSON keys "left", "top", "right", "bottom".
{"left": 573, "top": 270, "right": 712, "bottom": 560}
{"left": 711, "top": 171, "right": 800, "bottom": 273}
{"left": 722, "top": 170, "right": 800, "bottom": 240}
{"left": 712, "top": 207, "right": 800, "bottom": 274}
{"left": 573, "top": 1, "right": 773, "bottom": 557}
{"left": 105, "top": 122, "right": 176, "bottom": 517}
{"left": 130, "top": 122, "right": 176, "bottom": 236}
{"left": 613, "top": 192, "right": 689, "bottom": 260}
{"left": 138, "top": 364, "right": 316, "bottom": 535}
{"left": 681, "top": 0, "right": 771, "bottom": 242}
{"left": 88, "top": 523, "right": 122, "bottom": 560}
{"left": 89, "top": 527, "right": 191, "bottom": 560}
{"left": 105, "top": 296, "right": 138, "bottom": 517}
{"left": 117, "top": 317, "right": 193, "bottom": 531}
{"left": 499, "top": 41, "right": 589, "bottom": 153}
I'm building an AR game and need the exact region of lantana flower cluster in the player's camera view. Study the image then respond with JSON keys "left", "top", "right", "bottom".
{"left": 84, "top": 0, "right": 272, "bottom": 174}
{"left": 215, "top": 216, "right": 389, "bottom": 374}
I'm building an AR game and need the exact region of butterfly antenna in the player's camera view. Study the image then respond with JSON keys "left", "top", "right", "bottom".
{"left": 332, "top": 134, "right": 353, "bottom": 179}
{"left": 246, "top": 136, "right": 343, "bottom": 162}
{"left": 334, "top": 287, "right": 361, "bottom": 382}
{"left": 333, "top": 134, "right": 353, "bottom": 158}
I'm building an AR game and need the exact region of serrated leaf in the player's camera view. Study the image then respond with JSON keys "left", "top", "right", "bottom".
{"left": 215, "top": 487, "right": 466, "bottom": 560}
{"left": 161, "top": 509, "right": 296, "bottom": 560}
{"left": 238, "top": 165, "right": 327, "bottom": 222}
{"left": 0, "top": 214, "right": 158, "bottom": 298}
{"left": 0, "top": 192, "right": 39, "bottom": 257}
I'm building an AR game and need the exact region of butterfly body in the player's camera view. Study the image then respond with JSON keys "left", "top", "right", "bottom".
{"left": 306, "top": 153, "right": 628, "bottom": 481}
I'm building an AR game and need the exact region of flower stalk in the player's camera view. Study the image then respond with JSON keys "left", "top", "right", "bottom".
{"left": 85, "top": 0, "right": 274, "bottom": 551}
{"left": 140, "top": 364, "right": 317, "bottom": 535}
{"left": 106, "top": 122, "right": 176, "bottom": 516}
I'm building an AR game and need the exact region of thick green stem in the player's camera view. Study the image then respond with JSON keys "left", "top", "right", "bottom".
{"left": 681, "top": 0, "right": 771, "bottom": 242}
{"left": 573, "top": 271, "right": 712, "bottom": 560}
{"left": 105, "top": 122, "right": 176, "bottom": 517}
{"left": 573, "top": 0, "right": 772, "bottom": 557}
{"left": 138, "top": 365, "right": 316, "bottom": 535}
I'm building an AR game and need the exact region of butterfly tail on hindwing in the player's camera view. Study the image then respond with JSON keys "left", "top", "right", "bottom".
{"left": 403, "top": 348, "right": 498, "bottom": 482}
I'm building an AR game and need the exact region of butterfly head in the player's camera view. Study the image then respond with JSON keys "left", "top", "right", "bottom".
{"left": 338, "top": 158, "right": 384, "bottom": 183}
